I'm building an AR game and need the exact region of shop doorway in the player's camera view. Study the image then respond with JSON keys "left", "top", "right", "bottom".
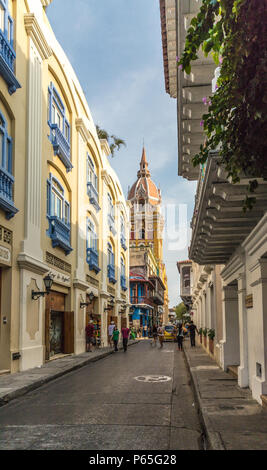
{"left": 45, "top": 291, "right": 74, "bottom": 360}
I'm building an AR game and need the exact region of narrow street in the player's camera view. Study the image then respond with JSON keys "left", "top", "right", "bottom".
{"left": 0, "top": 341, "right": 203, "bottom": 450}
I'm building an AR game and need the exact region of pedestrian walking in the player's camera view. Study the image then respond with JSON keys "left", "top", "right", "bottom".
{"left": 151, "top": 324, "right": 158, "bottom": 346}
{"left": 188, "top": 320, "right": 198, "bottom": 347}
{"left": 121, "top": 326, "right": 130, "bottom": 352}
{"left": 85, "top": 320, "right": 95, "bottom": 352}
{"left": 177, "top": 323, "right": 184, "bottom": 351}
{"left": 112, "top": 327, "right": 119, "bottom": 352}
{"left": 157, "top": 324, "right": 164, "bottom": 348}
{"left": 108, "top": 321, "right": 115, "bottom": 347}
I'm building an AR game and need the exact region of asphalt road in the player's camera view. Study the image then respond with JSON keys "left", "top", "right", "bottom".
{"left": 0, "top": 340, "right": 203, "bottom": 450}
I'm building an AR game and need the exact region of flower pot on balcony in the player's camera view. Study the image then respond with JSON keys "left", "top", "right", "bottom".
{"left": 203, "top": 336, "right": 207, "bottom": 348}
{"left": 199, "top": 334, "right": 202, "bottom": 344}
{"left": 209, "top": 338, "right": 214, "bottom": 355}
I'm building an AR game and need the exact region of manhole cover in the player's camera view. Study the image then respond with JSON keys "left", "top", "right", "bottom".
{"left": 134, "top": 375, "right": 172, "bottom": 383}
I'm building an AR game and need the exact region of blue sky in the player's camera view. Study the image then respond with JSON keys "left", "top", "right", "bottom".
{"left": 47, "top": 0, "right": 197, "bottom": 307}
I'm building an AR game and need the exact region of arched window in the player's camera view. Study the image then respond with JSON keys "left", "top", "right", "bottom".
{"left": 46, "top": 173, "right": 72, "bottom": 254}
{"left": 0, "top": 1, "right": 20, "bottom": 94}
{"left": 86, "top": 218, "right": 100, "bottom": 273}
{"left": 48, "top": 83, "right": 72, "bottom": 171}
{"left": 108, "top": 192, "right": 116, "bottom": 235}
{"left": 0, "top": 110, "right": 17, "bottom": 218}
{"left": 120, "top": 214, "right": 127, "bottom": 250}
{"left": 87, "top": 154, "right": 100, "bottom": 211}
{"left": 120, "top": 256, "right": 127, "bottom": 291}
{"left": 107, "top": 242, "right": 116, "bottom": 284}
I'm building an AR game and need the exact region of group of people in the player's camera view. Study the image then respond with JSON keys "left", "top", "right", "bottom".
{"left": 175, "top": 321, "right": 198, "bottom": 351}
{"left": 108, "top": 321, "right": 131, "bottom": 352}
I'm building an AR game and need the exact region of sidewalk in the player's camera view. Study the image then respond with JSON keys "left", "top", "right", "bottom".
{"left": 0, "top": 340, "right": 139, "bottom": 408}
{"left": 183, "top": 340, "right": 267, "bottom": 450}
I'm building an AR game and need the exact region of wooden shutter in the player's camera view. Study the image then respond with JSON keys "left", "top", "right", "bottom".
{"left": 63, "top": 311, "right": 74, "bottom": 354}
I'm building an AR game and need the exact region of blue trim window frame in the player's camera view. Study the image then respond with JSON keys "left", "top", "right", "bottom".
{"left": 0, "top": 110, "right": 18, "bottom": 218}
{"left": 108, "top": 192, "right": 116, "bottom": 235}
{"left": 120, "top": 215, "right": 127, "bottom": 251}
{"left": 46, "top": 173, "right": 72, "bottom": 254}
{"left": 48, "top": 83, "right": 72, "bottom": 172}
{"left": 86, "top": 218, "right": 101, "bottom": 274}
{"left": 87, "top": 154, "right": 100, "bottom": 212}
{"left": 120, "top": 256, "right": 127, "bottom": 291}
{"left": 107, "top": 242, "right": 116, "bottom": 284}
{"left": 0, "top": 0, "right": 20, "bottom": 94}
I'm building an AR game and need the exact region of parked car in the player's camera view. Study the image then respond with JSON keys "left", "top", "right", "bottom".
{"left": 164, "top": 324, "right": 176, "bottom": 341}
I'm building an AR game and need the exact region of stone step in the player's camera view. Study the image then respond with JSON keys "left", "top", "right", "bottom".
{"left": 0, "top": 370, "right": 10, "bottom": 376}
{"left": 227, "top": 365, "right": 238, "bottom": 379}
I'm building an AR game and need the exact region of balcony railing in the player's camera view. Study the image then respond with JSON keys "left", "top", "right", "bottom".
{"left": 48, "top": 215, "right": 72, "bottom": 254}
{"left": 87, "top": 247, "right": 101, "bottom": 274}
{"left": 130, "top": 296, "right": 154, "bottom": 307}
{"left": 87, "top": 182, "right": 101, "bottom": 212}
{"left": 0, "top": 167, "right": 18, "bottom": 219}
{"left": 50, "top": 124, "right": 73, "bottom": 172}
{"left": 107, "top": 264, "right": 116, "bottom": 284}
{"left": 0, "top": 30, "right": 21, "bottom": 95}
{"left": 108, "top": 213, "right": 116, "bottom": 235}
{"left": 120, "top": 234, "right": 127, "bottom": 251}
{"left": 120, "top": 274, "right": 127, "bottom": 291}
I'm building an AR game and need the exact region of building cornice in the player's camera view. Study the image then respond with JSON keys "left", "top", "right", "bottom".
{"left": 17, "top": 253, "right": 49, "bottom": 275}
{"left": 24, "top": 13, "right": 52, "bottom": 60}
{"left": 75, "top": 118, "right": 91, "bottom": 143}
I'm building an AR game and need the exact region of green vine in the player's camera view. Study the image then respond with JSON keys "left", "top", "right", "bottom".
{"left": 178, "top": 0, "right": 267, "bottom": 210}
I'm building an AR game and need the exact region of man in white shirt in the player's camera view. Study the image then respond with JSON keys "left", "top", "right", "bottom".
{"left": 108, "top": 321, "right": 115, "bottom": 347}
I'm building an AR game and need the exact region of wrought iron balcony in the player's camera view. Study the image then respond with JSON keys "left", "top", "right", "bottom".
{"left": 107, "top": 264, "right": 116, "bottom": 284}
{"left": 120, "top": 275, "right": 127, "bottom": 291}
{"left": 120, "top": 234, "right": 127, "bottom": 251}
{"left": 48, "top": 215, "right": 72, "bottom": 254}
{"left": 0, "top": 30, "right": 21, "bottom": 95}
{"left": 87, "top": 247, "right": 101, "bottom": 274}
{"left": 0, "top": 167, "right": 18, "bottom": 219}
{"left": 108, "top": 213, "right": 116, "bottom": 235}
{"left": 87, "top": 182, "right": 101, "bottom": 212}
{"left": 50, "top": 124, "right": 73, "bottom": 172}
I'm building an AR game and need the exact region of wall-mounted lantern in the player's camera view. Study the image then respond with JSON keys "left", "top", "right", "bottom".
{"left": 104, "top": 296, "right": 115, "bottom": 311}
{"left": 80, "top": 291, "right": 95, "bottom": 309}
{"left": 32, "top": 274, "right": 53, "bottom": 300}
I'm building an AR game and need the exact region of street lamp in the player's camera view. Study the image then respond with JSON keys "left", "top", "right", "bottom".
{"left": 32, "top": 274, "right": 53, "bottom": 300}
{"left": 80, "top": 291, "right": 95, "bottom": 309}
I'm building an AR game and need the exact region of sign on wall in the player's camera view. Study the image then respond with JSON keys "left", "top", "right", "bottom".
{"left": 245, "top": 294, "right": 253, "bottom": 309}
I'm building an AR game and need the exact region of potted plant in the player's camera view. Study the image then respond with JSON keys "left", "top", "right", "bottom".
{"left": 198, "top": 327, "right": 203, "bottom": 344}
{"left": 208, "top": 328, "right": 215, "bottom": 354}
{"left": 202, "top": 328, "right": 208, "bottom": 348}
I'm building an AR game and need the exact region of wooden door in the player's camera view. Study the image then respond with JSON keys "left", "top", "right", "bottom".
{"left": 63, "top": 311, "right": 74, "bottom": 354}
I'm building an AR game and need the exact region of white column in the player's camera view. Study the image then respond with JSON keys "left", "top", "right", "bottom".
{"left": 237, "top": 273, "right": 249, "bottom": 388}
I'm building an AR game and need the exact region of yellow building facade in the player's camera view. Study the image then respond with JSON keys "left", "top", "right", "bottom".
{"left": 0, "top": 0, "right": 130, "bottom": 373}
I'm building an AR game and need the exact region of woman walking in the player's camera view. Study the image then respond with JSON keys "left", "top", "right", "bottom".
{"left": 177, "top": 323, "right": 184, "bottom": 351}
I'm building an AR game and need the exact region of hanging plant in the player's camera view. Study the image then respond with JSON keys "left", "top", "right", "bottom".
{"left": 178, "top": 0, "right": 267, "bottom": 210}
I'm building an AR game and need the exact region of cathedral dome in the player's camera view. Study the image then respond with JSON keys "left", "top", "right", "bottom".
{"left": 128, "top": 147, "right": 161, "bottom": 206}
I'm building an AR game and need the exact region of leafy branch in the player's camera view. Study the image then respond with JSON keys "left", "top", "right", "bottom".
{"left": 178, "top": 0, "right": 267, "bottom": 210}
{"left": 96, "top": 125, "right": 126, "bottom": 157}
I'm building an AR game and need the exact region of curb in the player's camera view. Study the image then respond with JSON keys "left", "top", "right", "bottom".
{"left": 0, "top": 340, "right": 140, "bottom": 408}
{"left": 183, "top": 346, "right": 225, "bottom": 451}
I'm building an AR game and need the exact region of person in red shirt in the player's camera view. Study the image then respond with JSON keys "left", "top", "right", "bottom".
{"left": 121, "top": 326, "right": 130, "bottom": 352}
{"left": 85, "top": 320, "right": 95, "bottom": 352}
